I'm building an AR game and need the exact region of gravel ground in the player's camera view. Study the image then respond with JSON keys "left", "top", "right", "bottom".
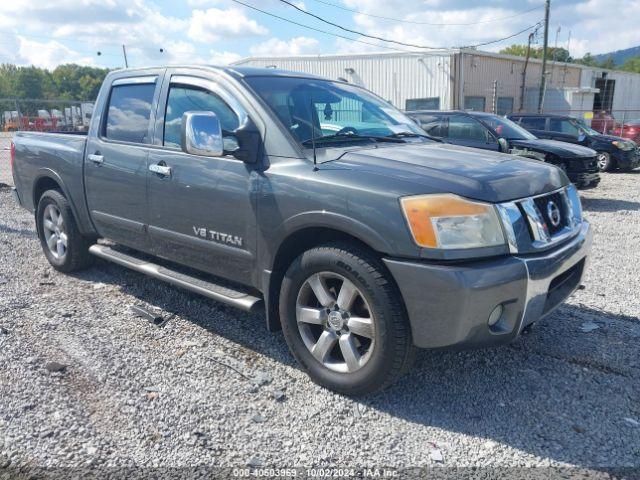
{"left": 0, "top": 133, "right": 11, "bottom": 187}
{"left": 0, "top": 139, "right": 639, "bottom": 476}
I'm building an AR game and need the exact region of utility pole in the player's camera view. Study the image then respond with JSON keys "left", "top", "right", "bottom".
{"left": 519, "top": 32, "right": 534, "bottom": 112}
{"left": 122, "top": 45, "right": 129, "bottom": 68}
{"left": 538, "top": 0, "right": 551, "bottom": 113}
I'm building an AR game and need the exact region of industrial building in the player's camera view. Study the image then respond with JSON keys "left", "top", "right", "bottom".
{"left": 234, "top": 49, "right": 640, "bottom": 124}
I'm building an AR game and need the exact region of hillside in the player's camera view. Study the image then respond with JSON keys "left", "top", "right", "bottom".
{"left": 593, "top": 45, "right": 640, "bottom": 66}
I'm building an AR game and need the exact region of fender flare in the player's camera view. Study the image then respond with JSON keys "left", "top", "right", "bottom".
{"left": 32, "top": 168, "right": 93, "bottom": 235}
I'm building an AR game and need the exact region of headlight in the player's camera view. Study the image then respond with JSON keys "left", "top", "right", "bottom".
{"left": 612, "top": 140, "right": 634, "bottom": 151}
{"left": 400, "top": 194, "right": 505, "bottom": 249}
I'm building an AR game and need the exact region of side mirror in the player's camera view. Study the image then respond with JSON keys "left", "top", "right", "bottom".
{"left": 181, "top": 111, "right": 223, "bottom": 157}
{"left": 498, "top": 137, "right": 509, "bottom": 152}
{"left": 578, "top": 132, "right": 586, "bottom": 142}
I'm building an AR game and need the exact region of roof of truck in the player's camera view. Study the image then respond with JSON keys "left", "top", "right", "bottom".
{"left": 109, "top": 65, "right": 326, "bottom": 81}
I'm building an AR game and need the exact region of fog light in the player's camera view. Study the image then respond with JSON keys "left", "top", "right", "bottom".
{"left": 488, "top": 304, "right": 503, "bottom": 326}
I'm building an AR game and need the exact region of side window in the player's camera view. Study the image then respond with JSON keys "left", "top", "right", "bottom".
{"left": 520, "top": 117, "right": 546, "bottom": 130}
{"left": 413, "top": 114, "right": 444, "bottom": 137}
{"left": 447, "top": 114, "right": 488, "bottom": 141}
{"left": 549, "top": 118, "right": 579, "bottom": 135}
{"left": 163, "top": 84, "right": 240, "bottom": 148}
{"left": 105, "top": 83, "right": 156, "bottom": 143}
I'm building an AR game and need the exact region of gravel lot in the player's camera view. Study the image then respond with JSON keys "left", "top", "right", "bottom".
{"left": 0, "top": 132, "right": 639, "bottom": 476}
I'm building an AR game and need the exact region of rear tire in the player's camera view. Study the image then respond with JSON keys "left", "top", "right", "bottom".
{"left": 596, "top": 152, "right": 614, "bottom": 172}
{"left": 279, "top": 242, "right": 415, "bottom": 395}
{"left": 36, "top": 189, "right": 94, "bottom": 272}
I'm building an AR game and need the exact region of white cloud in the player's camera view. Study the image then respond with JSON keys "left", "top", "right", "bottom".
{"left": 209, "top": 50, "right": 243, "bottom": 65}
{"left": 250, "top": 36, "right": 320, "bottom": 56}
{"left": 12, "top": 36, "right": 95, "bottom": 69}
{"left": 188, "top": 8, "right": 268, "bottom": 43}
{"left": 333, "top": 0, "right": 640, "bottom": 58}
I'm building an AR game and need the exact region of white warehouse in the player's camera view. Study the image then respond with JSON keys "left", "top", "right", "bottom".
{"left": 234, "top": 49, "right": 640, "bottom": 122}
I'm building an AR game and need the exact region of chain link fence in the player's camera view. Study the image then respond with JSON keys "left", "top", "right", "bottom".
{"left": 0, "top": 133, "right": 13, "bottom": 186}
{"left": 1, "top": 98, "right": 94, "bottom": 133}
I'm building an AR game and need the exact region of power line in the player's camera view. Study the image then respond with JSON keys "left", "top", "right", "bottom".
{"left": 308, "top": 0, "right": 543, "bottom": 26}
{"left": 278, "top": 0, "right": 441, "bottom": 49}
{"left": 459, "top": 22, "right": 544, "bottom": 49}
{"left": 276, "top": 0, "right": 541, "bottom": 50}
{"left": 228, "top": 0, "right": 410, "bottom": 52}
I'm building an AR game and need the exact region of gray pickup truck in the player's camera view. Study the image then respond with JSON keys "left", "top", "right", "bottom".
{"left": 11, "top": 66, "right": 592, "bottom": 394}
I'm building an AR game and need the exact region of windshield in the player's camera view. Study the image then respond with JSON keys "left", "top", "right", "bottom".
{"left": 478, "top": 115, "right": 537, "bottom": 140}
{"left": 244, "top": 76, "right": 426, "bottom": 146}
{"left": 573, "top": 118, "right": 599, "bottom": 136}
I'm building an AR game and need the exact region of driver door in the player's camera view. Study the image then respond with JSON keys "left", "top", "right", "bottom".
{"left": 146, "top": 73, "right": 259, "bottom": 285}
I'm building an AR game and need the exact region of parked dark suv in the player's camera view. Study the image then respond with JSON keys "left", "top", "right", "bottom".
{"left": 407, "top": 110, "right": 600, "bottom": 188}
{"left": 508, "top": 113, "right": 639, "bottom": 172}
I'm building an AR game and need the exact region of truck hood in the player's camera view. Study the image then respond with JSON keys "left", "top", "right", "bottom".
{"left": 509, "top": 138, "right": 596, "bottom": 157}
{"left": 332, "top": 143, "right": 567, "bottom": 203}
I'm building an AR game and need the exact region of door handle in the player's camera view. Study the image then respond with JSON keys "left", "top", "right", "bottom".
{"left": 149, "top": 163, "right": 172, "bottom": 177}
{"left": 88, "top": 154, "right": 104, "bottom": 164}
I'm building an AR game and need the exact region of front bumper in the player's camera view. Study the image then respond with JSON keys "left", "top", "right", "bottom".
{"left": 611, "top": 148, "right": 640, "bottom": 169}
{"left": 384, "top": 222, "right": 592, "bottom": 349}
{"left": 568, "top": 171, "right": 600, "bottom": 188}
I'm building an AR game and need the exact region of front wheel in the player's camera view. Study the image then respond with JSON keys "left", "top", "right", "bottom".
{"left": 596, "top": 152, "right": 614, "bottom": 172}
{"left": 36, "top": 190, "right": 94, "bottom": 272}
{"left": 279, "top": 243, "right": 415, "bottom": 395}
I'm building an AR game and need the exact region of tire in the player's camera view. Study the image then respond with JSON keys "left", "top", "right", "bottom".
{"left": 36, "top": 189, "right": 94, "bottom": 272}
{"left": 596, "top": 152, "right": 614, "bottom": 172}
{"left": 279, "top": 242, "right": 415, "bottom": 395}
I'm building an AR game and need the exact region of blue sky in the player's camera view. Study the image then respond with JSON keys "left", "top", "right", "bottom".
{"left": 0, "top": 0, "right": 638, "bottom": 69}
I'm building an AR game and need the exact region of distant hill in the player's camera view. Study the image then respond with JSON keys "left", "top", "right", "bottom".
{"left": 593, "top": 45, "right": 640, "bottom": 66}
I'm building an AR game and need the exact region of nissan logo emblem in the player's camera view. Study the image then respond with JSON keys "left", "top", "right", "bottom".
{"left": 547, "top": 200, "right": 561, "bottom": 227}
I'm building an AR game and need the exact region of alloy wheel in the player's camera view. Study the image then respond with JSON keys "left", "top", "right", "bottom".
{"left": 42, "top": 204, "right": 68, "bottom": 260}
{"left": 295, "top": 272, "right": 375, "bottom": 373}
{"left": 597, "top": 153, "right": 609, "bottom": 170}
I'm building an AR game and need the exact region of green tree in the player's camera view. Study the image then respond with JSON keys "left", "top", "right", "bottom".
{"left": 620, "top": 56, "right": 640, "bottom": 73}
{"left": 0, "top": 63, "right": 109, "bottom": 102}
{"left": 574, "top": 52, "right": 599, "bottom": 66}
{"left": 499, "top": 44, "right": 572, "bottom": 62}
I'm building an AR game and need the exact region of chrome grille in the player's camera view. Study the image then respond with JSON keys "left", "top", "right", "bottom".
{"left": 496, "top": 185, "right": 583, "bottom": 254}
{"left": 532, "top": 191, "right": 568, "bottom": 236}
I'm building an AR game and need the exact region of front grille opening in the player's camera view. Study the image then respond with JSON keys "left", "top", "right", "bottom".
{"left": 533, "top": 192, "right": 568, "bottom": 236}
{"left": 543, "top": 259, "right": 585, "bottom": 314}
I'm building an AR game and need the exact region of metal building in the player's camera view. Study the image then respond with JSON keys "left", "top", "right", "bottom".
{"left": 234, "top": 49, "right": 640, "bottom": 123}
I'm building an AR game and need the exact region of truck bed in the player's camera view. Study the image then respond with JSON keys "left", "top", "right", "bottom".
{"left": 12, "top": 131, "right": 92, "bottom": 233}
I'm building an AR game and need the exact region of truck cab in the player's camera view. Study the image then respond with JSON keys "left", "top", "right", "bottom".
{"left": 11, "top": 66, "right": 592, "bottom": 394}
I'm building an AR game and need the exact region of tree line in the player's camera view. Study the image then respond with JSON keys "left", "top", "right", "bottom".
{"left": 0, "top": 64, "right": 109, "bottom": 102}
{"left": 498, "top": 45, "right": 640, "bottom": 73}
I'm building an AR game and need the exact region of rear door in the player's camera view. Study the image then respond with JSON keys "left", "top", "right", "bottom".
{"left": 146, "top": 72, "right": 258, "bottom": 285}
{"left": 548, "top": 117, "right": 582, "bottom": 144}
{"left": 443, "top": 114, "right": 500, "bottom": 151}
{"left": 85, "top": 73, "right": 163, "bottom": 250}
{"left": 517, "top": 116, "right": 548, "bottom": 138}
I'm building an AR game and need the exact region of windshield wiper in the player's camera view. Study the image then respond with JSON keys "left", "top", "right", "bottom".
{"left": 301, "top": 132, "right": 405, "bottom": 146}
{"left": 386, "top": 131, "right": 442, "bottom": 142}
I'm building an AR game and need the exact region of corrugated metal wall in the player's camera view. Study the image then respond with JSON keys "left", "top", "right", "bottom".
{"left": 234, "top": 52, "right": 455, "bottom": 110}
{"left": 461, "top": 52, "right": 581, "bottom": 113}
{"left": 580, "top": 68, "right": 640, "bottom": 114}
{"left": 235, "top": 50, "right": 640, "bottom": 118}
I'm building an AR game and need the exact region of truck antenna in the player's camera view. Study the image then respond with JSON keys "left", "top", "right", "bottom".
{"left": 310, "top": 97, "right": 317, "bottom": 168}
